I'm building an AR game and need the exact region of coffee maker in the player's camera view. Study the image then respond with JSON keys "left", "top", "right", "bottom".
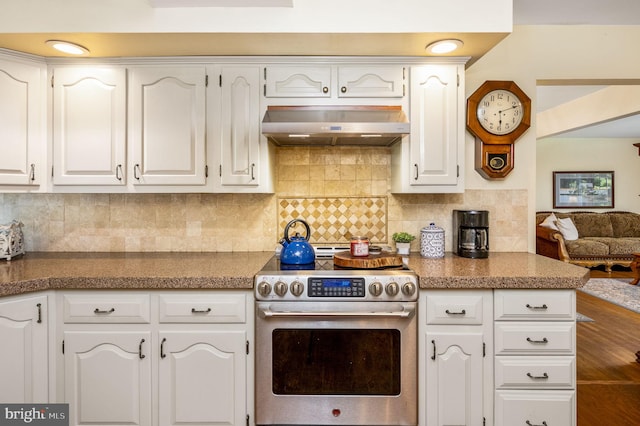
{"left": 453, "top": 210, "right": 489, "bottom": 258}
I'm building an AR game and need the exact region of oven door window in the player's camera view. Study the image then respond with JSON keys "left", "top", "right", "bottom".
{"left": 272, "top": 328, "right": 401, "bottom": 395}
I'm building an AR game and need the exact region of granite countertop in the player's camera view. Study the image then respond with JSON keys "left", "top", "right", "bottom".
{"left": 0, "top": 252, "right": 274, "bottom": 297}
{"left": 0, "top": 251, "right": 590, "bottom": 297}
{"left": 406, "top": 252, "right": 590, "bottom": 289}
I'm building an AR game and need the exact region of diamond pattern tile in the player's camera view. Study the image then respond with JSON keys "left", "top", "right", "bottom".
{"left": 278, "top": 197, "right": 388, "bottom": 244}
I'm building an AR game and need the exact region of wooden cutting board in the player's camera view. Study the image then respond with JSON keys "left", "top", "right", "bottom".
{"left": 333, "top": 250, "right": 404, "bottom": 269}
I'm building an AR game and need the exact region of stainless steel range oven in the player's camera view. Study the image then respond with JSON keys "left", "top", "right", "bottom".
{"left": 255, "top": 256, "right": 418, "bottom": 426}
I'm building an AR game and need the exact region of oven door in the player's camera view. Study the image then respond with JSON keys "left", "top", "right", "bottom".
{"left": 255, "top": 301, "right": 417, "bottom": 426}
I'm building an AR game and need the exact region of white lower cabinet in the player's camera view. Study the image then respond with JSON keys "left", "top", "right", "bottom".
{"left": 0, "top": 293, "right": 48, "bottom": 403}
{"left": 63, "top": 331, "right": 153, "bottom": 426}
{"left": 158, "top": 331, "right": 246, "bottom": 426}
{"left": 494, "top": 290, "right": 576, "bottom": 426}
{"left": 59, "top": 291, "right": 252, "bottom": 426}
{"left": 495, "top": 390, "right": 575, "bottom": 426}
{"left": 420, "top": 290, "right": 493, "bottom": 426}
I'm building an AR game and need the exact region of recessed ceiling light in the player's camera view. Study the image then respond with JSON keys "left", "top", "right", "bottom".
{"left": 425, "top": 39, "right": 463, "bottom": 55}
{"left": 45, "top": 40, "right": 90, "bottom": 55}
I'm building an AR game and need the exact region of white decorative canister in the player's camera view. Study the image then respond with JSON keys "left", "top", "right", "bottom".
{"left": 420, "top": 223, "right": 445, "bottom": 258}
{"left": 0, "top": 220, "right": 25, "bottom": 260}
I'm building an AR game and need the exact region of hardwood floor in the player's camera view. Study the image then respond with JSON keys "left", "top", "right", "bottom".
{"left": 577, "top": 270, "right": 640, "bottom": 425}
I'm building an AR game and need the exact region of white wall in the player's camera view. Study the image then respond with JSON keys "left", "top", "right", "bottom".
{"left": 537, "top": 138, "right": 640, "bottom": 212}
{"left": 466, "top": 25, "right": 640, "bottom": 251}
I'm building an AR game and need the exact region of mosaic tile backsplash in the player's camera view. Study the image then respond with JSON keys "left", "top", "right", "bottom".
{"left": 278, "top": 197, "right": 388, "bottom": 244}
{"left": 0, "top": 147, "right": 529, "bottom": 253}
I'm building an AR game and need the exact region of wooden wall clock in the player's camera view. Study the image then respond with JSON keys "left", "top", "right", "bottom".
{"left": 467, "top": 80, "right": 531, "bottom": 179}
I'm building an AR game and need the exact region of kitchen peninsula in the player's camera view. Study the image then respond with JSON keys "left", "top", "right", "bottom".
{"left": 0, "top": 252, "right": 588, "bottom": 426}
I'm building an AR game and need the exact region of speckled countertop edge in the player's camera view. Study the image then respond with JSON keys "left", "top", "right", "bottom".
{"left": 0, "top": 251, "right": 590, "bottom": 297}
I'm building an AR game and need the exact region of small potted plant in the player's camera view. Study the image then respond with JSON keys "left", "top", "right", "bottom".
{"left": 392, "top": 232, "right": 415, "bottom": 255}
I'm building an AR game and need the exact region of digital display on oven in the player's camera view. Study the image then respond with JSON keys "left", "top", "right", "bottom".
{"left": 323, "top": 279, "right": 351, "bottom": 288}
{"left": 308, "top": 277, "right": 365, "bottom": 297}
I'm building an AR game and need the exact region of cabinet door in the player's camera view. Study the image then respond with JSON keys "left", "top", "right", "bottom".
{"left": 0, "top": 59, "right": 42, "bottom": 186}
{"left": 219, "top": 67, "right": 261, "bottom": 186}
{"left": 64, "top": 331, "right": 152, "bottom": 426}
{"left": 158, "top": 331, "right": 247, "bottom": 426}
{"left": 409, "top": 65, "right": 460, "bottom": 186}
{"left": 264, "top": 66, "right": 331, "bottom": 97}
{"left": 52, "top": 67, "right": 127, "bottom": 185}
{"left": 425, "top": 330, "right": 485, "bottom": 426}
{"left": 129, "top": 67, "right": 207, "bottom": 185}
{"left": 337, "top": 66, "right": 405, "bottom": 98}
{"left": 0, "top": 294, "right": 47, "bottom": 403}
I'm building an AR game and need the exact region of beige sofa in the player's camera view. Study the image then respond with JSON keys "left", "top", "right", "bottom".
{"left": 536, "top": 211, "right": 640, "bottom": 271}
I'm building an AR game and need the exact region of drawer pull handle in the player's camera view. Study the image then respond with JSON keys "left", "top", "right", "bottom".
{"left": 160, "top": 337, "right": 167, "bottom": 359}
{"left": 526, "top": 337, "right": 549, "bottom": 344}
{"left": 94, "top": 308, "right": 115, "bottom": 314}
{"left": 526, "top": 372, "right": 549, "bottom": 380}
{"left": 431, "top": 340, "right": 436, "bottom": 360}
{"left": 37, "top": 303, "right": 42, "bottom": 323}
{"left": 139, "top": 339, "right": 146, "bottom": 359}
{"left": 445, "top": 309, "right": 466, "bottom": 315}
{"left": 191, "top": 308, "right": 212, "bottom": 314}
{"left": 526, "top": 421, "right": 548, "bottom": 426}
{"left": 526, "top": 303, "right": 548, "bottom": 310}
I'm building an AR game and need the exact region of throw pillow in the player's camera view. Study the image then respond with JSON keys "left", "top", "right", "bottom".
{"left": 540, "top": 213, "right": 559, "bottom": 231}
{"left": 556, "top": 217, "right": 579, "bottom": 241}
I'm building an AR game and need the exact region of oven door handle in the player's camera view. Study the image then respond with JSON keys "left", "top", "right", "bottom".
{"left": 259, "top": 305, "right": 416, "bottom": 319}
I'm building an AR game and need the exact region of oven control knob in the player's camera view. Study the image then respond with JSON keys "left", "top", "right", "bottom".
{"left": 385, "top": 282, "right": 399, "bottom": 296}
{"left": 257, "top": 281, "right": 272, "bottom": 296}
{"left": 290, "top": 281, "right": 304, "bottom": 297}
{"left": 369, "top": 281, "right": 383, "bottom": 297}
{"left": 402, "top": 282, "right": 417, "bottom": 296}
{"left": 274, "top": 281, "right": 288, "bottom": 297}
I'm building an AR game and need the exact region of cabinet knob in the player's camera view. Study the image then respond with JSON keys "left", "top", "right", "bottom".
{"left": 322, "top": 86, "right": 329, "bottom": 94}
{"left": 341, "top": 86, "right": 347, "bottom": 93}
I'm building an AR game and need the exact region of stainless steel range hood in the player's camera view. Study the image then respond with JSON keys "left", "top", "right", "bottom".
{"left": 261, "top": 105, "right": 410, "bottom": 147}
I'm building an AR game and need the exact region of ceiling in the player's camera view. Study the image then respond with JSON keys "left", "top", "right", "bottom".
{"left": 513, "top": 0, "right": 640, "bottom": 139}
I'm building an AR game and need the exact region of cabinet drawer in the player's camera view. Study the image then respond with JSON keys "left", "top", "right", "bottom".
{"left": 495, "top": 322, "right": 575, "bottom": 355}
{"left": 425, "top": 290, "right": 490, "bottom": 325}
{"left": 494, "top": 289, "right": 575, "bottom": 321}
{"left": 495, "top": 356, "right": 575, "bottom": 389}
{"left": 63, "top": 293, "right": 150, "bottom": 323}
{"left": 158, "top": 293, "right": 246, "bottom": 323}
{"left": 495, "top": 390, "right": 575, "bottom": 426}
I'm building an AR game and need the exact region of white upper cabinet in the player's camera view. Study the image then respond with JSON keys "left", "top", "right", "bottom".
{"left": 129, "top": 67, "right": 207, "bottom": 186}
{"left": 0, "top": 57, "right": 43, "bottom": 187}
{"left": 337, "top": 66, "right": 405, "bottom": 98}
{"left": 264, "top": 66, "right": 331, "bottom": 98}
{"left": 391, "top": 62, "right": 465, "bottom": 193}
{"left": 52, "top": 67, "right": 127, "bottom": 185}
{"left": 216, "top": 66, "right": 262, "bottom": 187}
{"left": 264, "top": 65, "right": 405, "bottom": 99}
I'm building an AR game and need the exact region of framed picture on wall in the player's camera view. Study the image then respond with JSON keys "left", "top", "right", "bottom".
{"left": 553, "top": 171, "right": 615, "bottom": 208}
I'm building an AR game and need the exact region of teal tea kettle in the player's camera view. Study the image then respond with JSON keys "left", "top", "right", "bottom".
{"left": 279, "top": 219, "right": 315, "bottom": 265}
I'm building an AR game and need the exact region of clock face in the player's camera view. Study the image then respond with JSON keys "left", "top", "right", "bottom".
{"left": 476, "top": 89, "right": 524, "bottom": 135}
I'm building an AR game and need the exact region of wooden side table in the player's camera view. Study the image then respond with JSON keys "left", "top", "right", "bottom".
{"left": 632, "top": 253, "right": 640, "bottom": 285}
